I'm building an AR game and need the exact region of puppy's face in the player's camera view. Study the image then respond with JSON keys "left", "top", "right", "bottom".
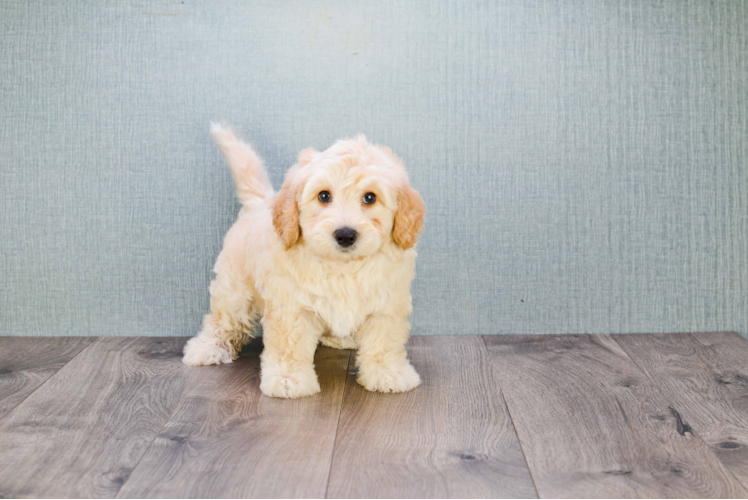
{"left": 272, "top": 136, "right": 424, "bottom": 260}
{"left": 299, "top": 162, "right": 396, "bottom": 259}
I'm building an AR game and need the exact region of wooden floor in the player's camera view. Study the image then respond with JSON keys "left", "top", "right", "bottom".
{"left": 1, "top": 334, "right": 748, "bottom": 498}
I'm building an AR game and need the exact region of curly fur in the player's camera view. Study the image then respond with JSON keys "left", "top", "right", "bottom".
{"left": 183, "top": 125, "right": 425, "bottom": 399}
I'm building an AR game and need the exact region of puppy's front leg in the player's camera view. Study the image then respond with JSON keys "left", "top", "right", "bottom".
{"left": 260, "top": 307, "right": 324, "bottom": 399}
{"left": 354, "top": 314, "right": 421, "bottom": 393}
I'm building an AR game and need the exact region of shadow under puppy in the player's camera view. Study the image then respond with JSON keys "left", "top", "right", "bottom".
{"left": 183, "top": 125, "right": 425, "bottom": 398}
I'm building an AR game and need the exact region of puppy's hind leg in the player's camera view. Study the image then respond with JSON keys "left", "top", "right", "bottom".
{"left": 183, "top": 271, "right": 259, "bottom": 366}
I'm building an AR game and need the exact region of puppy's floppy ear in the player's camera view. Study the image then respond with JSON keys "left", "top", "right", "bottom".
{"left": 272, "top": 148, "right": 317, "bottom": 248}
{"left": 392, "top": 185, "right": 425, "bottom": 250}
{"left": 272, "top": 177, "right": 302, "bottom": 249}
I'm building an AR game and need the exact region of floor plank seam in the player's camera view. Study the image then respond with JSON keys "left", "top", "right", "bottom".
{"left": 114, "top": 366, "right": 201, "bottom": 499}
{"left": 0, "top": 337, "right": 96, "bottom": 425}
{"left": 500, "top": 391, "right": 541, "bottom": 499}
{"left": 611, "top": 334, "right": 748, "bottom": 496}
{"left": 324, "top": 349, "right": 354, "bottom": 499}
{"left": 480, "top": 335, "right": 542, "bottom": 499}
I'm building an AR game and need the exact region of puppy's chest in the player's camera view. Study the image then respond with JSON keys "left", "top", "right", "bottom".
{"left": 303, "top": 272, "right": 389, "bottom": 338}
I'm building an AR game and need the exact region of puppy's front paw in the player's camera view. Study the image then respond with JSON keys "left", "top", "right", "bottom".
{"left": 260, "top": 364, "right": 321, "bottom": 399}
{"left": 183, "top": 335, "right": 237, "bottom": 366}
{"left": 357, "top": 361, "right": 421, "bottom": 393}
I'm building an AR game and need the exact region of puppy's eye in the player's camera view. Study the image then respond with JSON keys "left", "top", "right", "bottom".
{"left": 318, "top": 191, "right": 332, "bottom": 203}
{"left": 363, "top": 192, "right": 376, "bottom": 205}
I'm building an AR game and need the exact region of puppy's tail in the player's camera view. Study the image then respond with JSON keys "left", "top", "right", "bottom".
{"left": 210, "top": 123, "right": 274, "bottom": 209}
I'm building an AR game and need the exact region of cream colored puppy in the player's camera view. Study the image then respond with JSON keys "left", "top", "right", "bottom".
{"left": 183, "top": 125, "right": 425, "bottom": 399}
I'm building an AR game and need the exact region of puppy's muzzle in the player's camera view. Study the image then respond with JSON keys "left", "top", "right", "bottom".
{"left": 334, "top": 227, "right": 358, "bottom": 248}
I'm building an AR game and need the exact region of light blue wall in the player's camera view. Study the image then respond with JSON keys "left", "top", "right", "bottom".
{"left": 1, "top": 0, "right": 746, "bottom": 337}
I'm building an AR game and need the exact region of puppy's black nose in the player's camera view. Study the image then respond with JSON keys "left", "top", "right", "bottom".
{"left": 334, "top": 227, "right": 358, "bottom": 248}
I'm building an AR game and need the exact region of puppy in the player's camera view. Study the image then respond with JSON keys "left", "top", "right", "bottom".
{"left": 183, "top": 125, "right": 425, "bottom": 399}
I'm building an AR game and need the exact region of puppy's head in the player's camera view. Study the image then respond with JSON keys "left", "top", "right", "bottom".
{"left": 272, "top": 135, "right": 424, "bottom": 260}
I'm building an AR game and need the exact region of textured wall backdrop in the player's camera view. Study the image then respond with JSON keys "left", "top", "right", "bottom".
{"left": 1, "top": 0, "right": 746, "bottom": 337}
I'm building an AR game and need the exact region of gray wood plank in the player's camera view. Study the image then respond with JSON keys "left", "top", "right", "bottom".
{"left": 484, "top": 334, "right": 748, "bottom": 499}
{"left": 0, "top": 337, "right": 94, "bottom": 420}
{"left": 0, "top": 337, "right": 196, "bottom": 498}
{"left": 117, "top": 342, "right": 351, "bottom": 499}
{"left": 615, "top": 332, "right": 748, "bottom": 489}
{"left": 326, "top": 336, "right": 537, "bottom": 499}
